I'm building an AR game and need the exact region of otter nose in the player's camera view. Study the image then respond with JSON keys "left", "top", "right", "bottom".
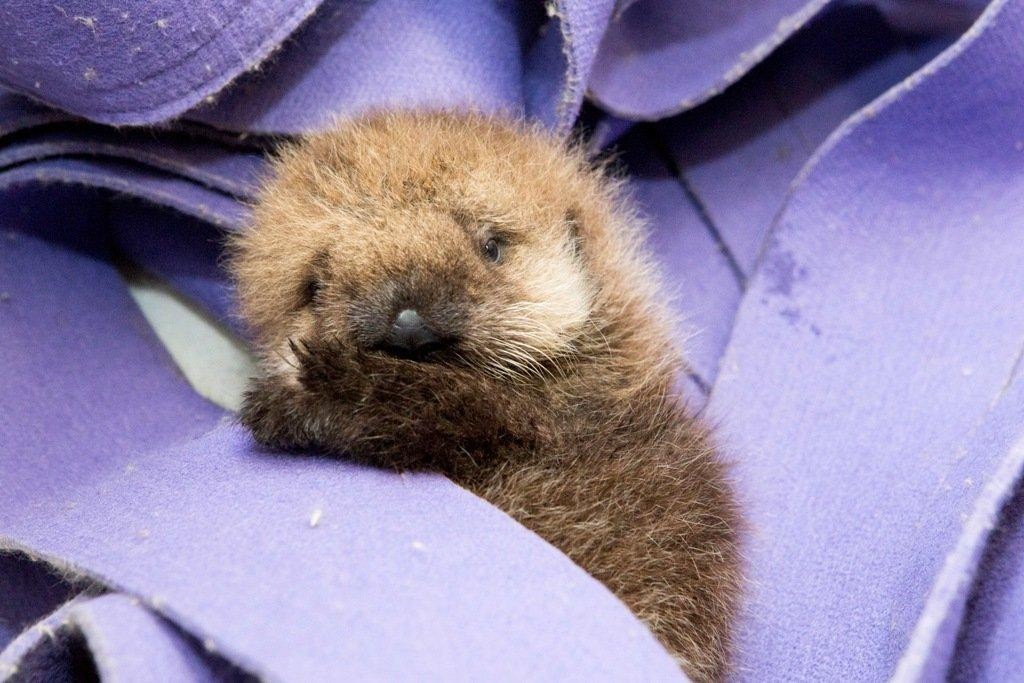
{"left": 383, "top": 308, "right": 444, "bottom": 357}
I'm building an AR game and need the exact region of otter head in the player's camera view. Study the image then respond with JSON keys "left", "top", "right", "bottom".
{"left": 231, "top": 111, "right": 648, "bottom": 468}
{"left": 279, "top": 174, "right": 593, "bottom": 380}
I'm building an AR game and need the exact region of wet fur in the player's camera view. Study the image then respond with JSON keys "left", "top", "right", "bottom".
{"left": 231, "top": 111, "right": 741, "bottom": 680}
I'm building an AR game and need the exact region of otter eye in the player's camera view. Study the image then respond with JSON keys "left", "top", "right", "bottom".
{"left": 482, "top": 237, "right": 502, "bottom": 263}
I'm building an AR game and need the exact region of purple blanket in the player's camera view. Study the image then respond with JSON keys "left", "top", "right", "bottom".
{"left": 2, "top": 0, "right": 1022, "bottom": 679}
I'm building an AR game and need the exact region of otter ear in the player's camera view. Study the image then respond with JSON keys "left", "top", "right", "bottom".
{"left": 566, "top": 207, "right": 583, "bottom": 258}
{"left": 298, "top": 249, "right": 331, "bottom": 309}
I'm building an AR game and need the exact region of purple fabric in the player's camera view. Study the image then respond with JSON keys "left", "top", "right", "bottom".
{"left": 0, "top": 553, "right": 77, "bottom": 651}
{"left": 190, "top": 0, "right": 541, "bottom": 134}
{"left": 1, "top": 594, "right": 232, "bottom": 682}
{"left": 705, "top": 0, "right": 1024, "bottom": 678}
{"left": 0, "top": 91, "right": 71, "bottom": 136}
{"left": 615, "top": 129, "right": 741, "bottom": 405}
{"left": 894, "top": 378, "right": 1024, "bottom": 681}
{"left": 0, "top": 0, "right": 324, "bottom": 126}
{"left": 0, "top": 128, "right": 264, "bottom": 199}
{"left": 524, "top": 0, "right": 617, "bottom": 131}
{"left": 2, "top": 0, "right": 1024, "bottom": 678}
{"left": 0, "top": 157, "right": 247, "bottom": 231}
{"left": 0, "top": 0, "right": 616, "bottom": 136}
{"left": 1, "top": 597, "right": 92, "bottom": 681}
{"left": 190, "top": 0, "right": 617, "bottom": 135}
{"left": 597, "top": 5, "right": 955, "bottom": 392}
{"left": 659, "top": 3, "right": 955, "bottom": 277}
{"left": 68, "top": 595, "right": 222, "bottom": 682}
{"left": 873, "top": 0, "right": 989, "bottom": 32}
{"left": 109, "top": 199, "right": 243, "bottom": 338}
{"left": 949, "top": 467, "right": 1024, "bottom": 681}
{"left": 588, "top": 0, "right": 830, "bottom": 120}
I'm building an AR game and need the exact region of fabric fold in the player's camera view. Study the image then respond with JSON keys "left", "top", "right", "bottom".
{"left": 588, "top": 0, "right": 830, "bottom": 120}
{"left": 708, "top": 0, "right": 1024, "bottom": 677}
{"left": 3, "top": 0, "right": 1023, "bottom": 678}
{"left": 0, "top": 594, "right": 241, "bottom": 682}
{"left": 0, "top": 0, "right": 324, "bottom": 126}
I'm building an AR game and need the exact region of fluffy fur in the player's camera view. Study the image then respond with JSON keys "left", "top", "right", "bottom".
{"left": 230, "top": 111, "right": 741, "bottom": 681}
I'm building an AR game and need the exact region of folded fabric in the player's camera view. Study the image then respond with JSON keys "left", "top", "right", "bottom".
{"left": 0, "top": 593, "right": 235, "bottom": 682}
{"left": 588, "top": 0, "right": 830, "bottom": 120}
{"left": 707, "top": 0, "right": 1024, "bottom": 678}
{"left": 0, "top": 0, "right": 325, "bottom": 126}
{"left": 656, "top": 4, "right": 953, "bottom": 277}
{"left": 0, "top": 128, "right": 263, "bottom": 200}
{"left": 0, "top": 0, "right": 618, "bottom": 135}
{"left": 948, "top": 470, "right": 1024, "bottom": 680}
{"left": 2, "top": 0, "right": 1023, "bottom": 679}
{"left": 190, "top": 0, "right": 547, "bottom": 133}
{"left": 615, "top": 4, "right": 954, "bottom": 396}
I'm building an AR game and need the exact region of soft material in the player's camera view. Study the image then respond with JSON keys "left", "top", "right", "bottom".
{"left": 189, "top": 0, "right": 542, "bottom": 133}
{"left": 707, "top": 0, "right": 1024, "bottom": 678}
{"left": 1, "top": 594, "right": 233, "bottom": 682}
{"left": 588, "top": 0, "right": 830, "bottom": 120}
{"left": 0, "top": 0, "right": 324, "bottom": 126}
{"left": 2, "top": 0, "right": 1023, "bottom": 679}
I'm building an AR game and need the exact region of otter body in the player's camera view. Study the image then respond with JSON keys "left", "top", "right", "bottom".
{"left": 232, "top": 112, "right": 740, "bottom": 680}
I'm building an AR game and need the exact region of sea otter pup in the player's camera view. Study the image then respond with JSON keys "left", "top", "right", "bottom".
{"left": 231, "top": 111, "right": 740, "bottom": 680}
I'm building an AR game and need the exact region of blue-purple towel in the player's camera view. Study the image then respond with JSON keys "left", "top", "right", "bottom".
{"left": 1, "top": 1, "right": 1022, "bottom": 679}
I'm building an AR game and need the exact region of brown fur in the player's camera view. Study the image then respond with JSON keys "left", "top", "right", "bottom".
{"left": 230, "top": 111, "right": 741, "bottom": 681}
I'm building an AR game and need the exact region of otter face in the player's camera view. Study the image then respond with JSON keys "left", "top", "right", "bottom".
{"left": 288, "top": 197, "right": 592, "bottom": 382}
{"left": 231, "top": 112, "right": 618, "bottom": 463}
